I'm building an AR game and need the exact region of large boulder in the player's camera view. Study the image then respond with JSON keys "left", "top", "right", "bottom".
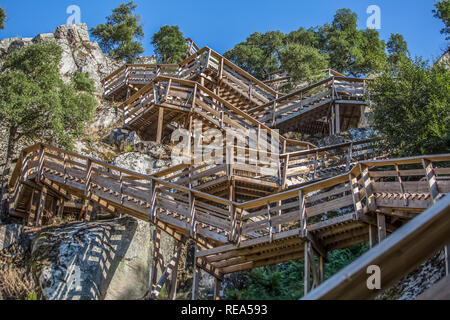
{"left": 30, "top": 218, "right": 174, "bottom": 300}
{"left": 0, "top": 23, "right": 122, "bottom": 90}
{"left": 0, "top": 224, "right": 24, "bottom": 251}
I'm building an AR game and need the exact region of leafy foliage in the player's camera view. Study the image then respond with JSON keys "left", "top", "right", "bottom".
{"left": 279, "top": 43, "right": 328, "bottom": 83}
{"left": 151, "top": 25, "right": 189, "bottom": 64}
{"left": 0, "top": 42, "right": 97, "bottom": 165}
{"left": 224, "top": 244, "right": 369, "bottom": 300}
{"left": 433, "top": 0, "right": 450, "bottom": 40}
{"left": 0, "top": 7, "right": 6, "bottom": 30}
{"left": 370, "top": 57, "right": 450, "bottom": 157}
{"left": 386, "top": 33, "right": 410, "bottom": 66}
{"left": 90, "top": 1, "right": 144, "bottom": 63}
{"left": 224, "top": 8, "right": 387, "bottom": 81}
{"left": 224, "top": 31, "right": 284, "bottom": 79}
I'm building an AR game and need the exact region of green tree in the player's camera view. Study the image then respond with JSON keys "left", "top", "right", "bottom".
{"left": 433, "top": 0, "right": 450, "bottom": 40}
{"left": 0, "top": 7, "right": 5, "bottom": 29}
{"left": 224, "top": 9, "right": 387, "bottom": 80}
{"left": 0, "top": 42, "right": 96, "bottom": 215}
{"left": 323, "top": 9, "right": 386, "bottom": 76}
{"left": 370, "top": 57, "right": 450, "bottom": 156}
{"left": 224, "top": 31, "right": 285, "bottom": 79}
{"left": 90, "top": 1, "right": 144, "bottom": 63}
{"left": 386, "top": 33, "right": 409, "bottom": 64}
{"left": 224, "top": 244, "right": 368, "bottom": 300}
{"left": 279, "top": 43, "right": 328, "bottom": 83}
{"left": 151, "top": 25, "right": 188, "bottom": 64}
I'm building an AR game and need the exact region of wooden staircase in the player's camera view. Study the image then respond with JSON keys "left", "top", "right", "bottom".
{"left": 6, "top": 39, "right": 450, "bottom": 300}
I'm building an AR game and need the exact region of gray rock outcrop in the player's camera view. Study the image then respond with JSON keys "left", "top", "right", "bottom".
{"left": 0, "top": 23, "right": 122, "bottom": 90}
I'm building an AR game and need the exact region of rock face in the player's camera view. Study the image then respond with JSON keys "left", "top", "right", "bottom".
{"left": 0, "top": 23, "right": 122, "bottom": 90}
{"left": 0, "top": 224, "right": 24, "bottom": 251}
{"left": 30, "top": 218, "right": 174, "bottom": 300}
{"left": 112, "top": 151, "right": 171, "bottom": 176}
{"left": 377, "top": 251, "right": 446, "bottom": 300}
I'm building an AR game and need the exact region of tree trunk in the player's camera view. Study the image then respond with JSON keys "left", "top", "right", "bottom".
{"left": 0, "top": 126, "right": 17, "bottom": 220}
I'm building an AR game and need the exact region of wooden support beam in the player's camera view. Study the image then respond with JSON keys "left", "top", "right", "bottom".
{"left": 319, "top": 255, "right": 325, "bottom": 285}
{"left": 192, "top": 246, "right": 200, "bottom": 300}
{"left": 304, "top": 241, "right": 310, "bottom": 296}
{"left": 169, "top": 242, "right": 182, "bottom": 300}
{"left": 422, "top": 159, "right": 439, "bottom": 204}
{"left": 213, "top": 278, "right": 222, "bottom": 300}
{"left": 330, "top": 106, "right": 335, "bottom": 136}
{"left": 151, "top": 241, "right": 182, "bottom": 300}
{"left": 377, "top": 213, "right": 386, "bottom": 243}
{"left": 360, "top": 164, "right": 376, "bottom": 212}
{"left": 149, "top": 228, "right": 162, "bottom": 294}
{"left": 349, "top": 173, "right": 363, "bottom": 220}
{"left": 35, "top": 186, "right": 48, "bottom": 227}
{"left": 81, "top": 198, "right": 94, "bottom": 222}
{"left": 156, "top": 107, "right": 165, "bottom": 144}
{"left": 369, "top": 224, "right": 378, "bottom": 249}
{"left": 445, "top": 242, "right": 450, "bottom": 276}
{"left": 26, "top": 188, "right": 37, "bottom": 227}
{"left": 335, "top": 104, "right": 340, "bottom": 134}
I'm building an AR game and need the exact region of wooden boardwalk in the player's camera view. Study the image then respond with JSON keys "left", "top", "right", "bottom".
{"left": 7, "top": 39, "right": 450, "bottom": 299}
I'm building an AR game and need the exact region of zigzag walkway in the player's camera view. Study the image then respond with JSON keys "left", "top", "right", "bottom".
{"left": 102, "top": 40, "right": 367, "bottom": 138}
{"left": 7, "top": 39, "right": 448, "bottom": 300}
{"left": 7, "top": 143, "right": 450, "bottom": 298}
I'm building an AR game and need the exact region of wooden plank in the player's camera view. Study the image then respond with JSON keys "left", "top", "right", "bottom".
{"left": 422, "top": 159, "right": 439, "bottom": 204}
{"left": 35, "top": 186, "right": 48, "bottom": 227}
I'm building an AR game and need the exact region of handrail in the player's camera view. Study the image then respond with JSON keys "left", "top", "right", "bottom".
{"left": 11, "top": 143, "right": 450, "bottom": 212}
{"left": 121, "top": 75, "right": 316, "bottom": 150}
{"left": 302, "top": 195, "right": 450, "bottom": 300}
{"left": 249, "top": 75, "right": 369, "bottom": 115}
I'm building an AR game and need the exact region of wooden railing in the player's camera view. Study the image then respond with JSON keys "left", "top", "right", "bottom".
{"left": 235, "top": 154, "right": 450, "bottom": 245}
{"left": 280, "top": 138, "right": 384, "bottom": 188}
{"left": 248, "top": 76, "right": 368, "bottom": 126}
{"left": 9, "top": 143, "right": 450, "bottom": 255}
{"left": 179, "top": 47, "right": 280, "bottom": 106}
{"left": 102, "top": 64, "right": 179, "bottom": 99}
{"left": 302, "top": 195, "right": 450, "bottom": 300}
{"left": 122, "top": 76, "right": 316, "bottom": 152}
{"left": 9, "top": 144, "right": 239, "bottom": 244}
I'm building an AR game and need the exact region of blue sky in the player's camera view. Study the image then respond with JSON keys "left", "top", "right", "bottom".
{"left": 0, "top": 0, "right": 448, "bottom": 62}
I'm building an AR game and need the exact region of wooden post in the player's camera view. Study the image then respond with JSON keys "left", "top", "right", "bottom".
{"left": 304, "top": 241, "right": 310, "bottom": 295}
{"left": 192, "top": 247, "right": 200, "bottom": 300}
{"left": 82, "top": 199, "right": 94, "bottom": 222}
{"left": 299, "top": 190, "right": 307, "bottom": 238}
{"left": 377, "top": 213, "right": 386, "bottom": 243}
{"left": 156, "top": 107, "right": 164, "bottom": 144}
{"left": 169, "top": 243, "right": 182, "bottom": 300}
{"left": 27, "top": 188, "right": 37, "bottom": 227}
{"left": 422, "top": 159, "right": 439, "bottom": 204}
{"left": 445, "top": 243, "right": 450, "bottom": 276}
{"left": 151, "top": 242, "right": 182, "bottom": 300}
{"left": 349, "top": 174, "right": 363, "bottom": 220}
{"left": 335, "top": 104, "right": 341, "bottom": 134}
{"left": 150, "top": 228, "right": 162, "bottom": 294}
{"left": 57, "top": 198, "right": 65, "bottom": 217}
{"left": 331, "top": 106, "right": 335, "bottom": 136}
{"left": 369, "top": 224, "right": 378, "bottom": 249}
{"left": 213, "top": 278, "right": 222, "bottom": 300}
{"left": 319, "top": 255, "right": 325, "bottom": 284}
{"left": 395, "top": 164, "right": 408, "bottom": 207}
{"left": 35, "top": 186, "right": 48, "bottom": 227}
{"left": 360, "top": 164, "right": 376, "bottom": 212}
